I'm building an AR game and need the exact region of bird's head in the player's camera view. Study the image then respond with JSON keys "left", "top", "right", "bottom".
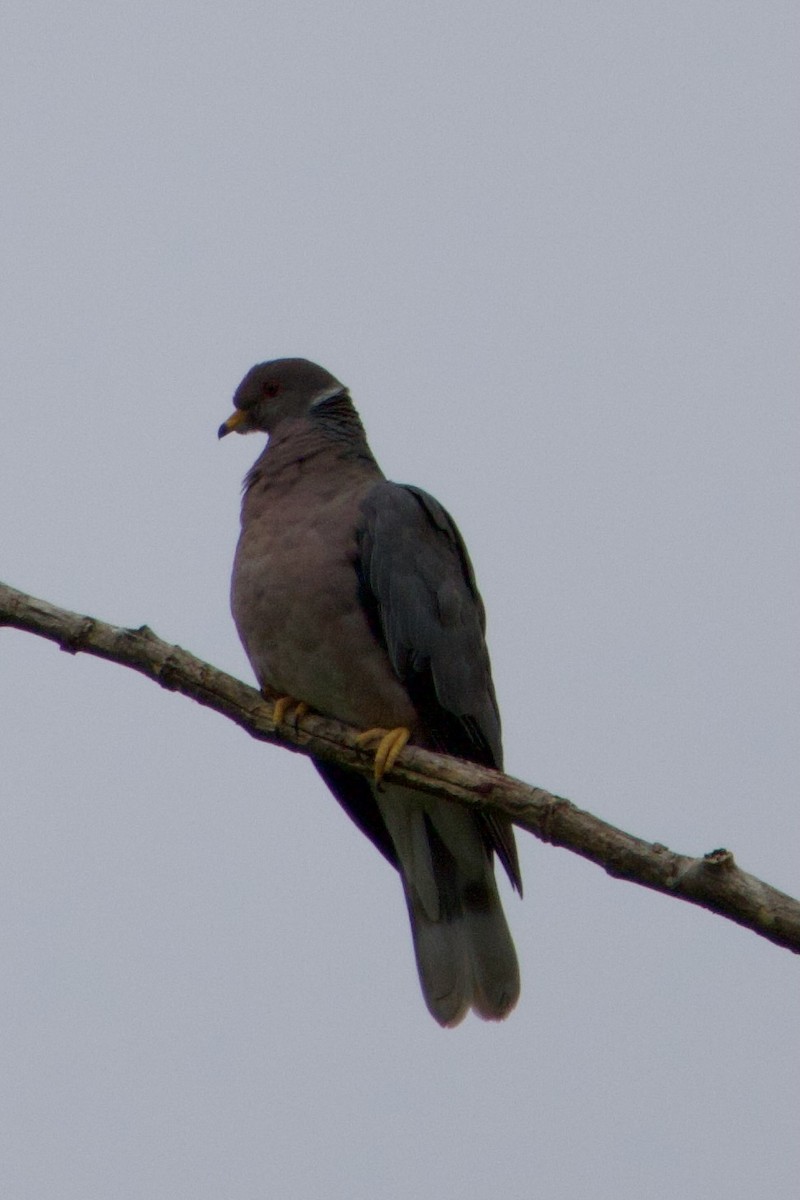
{"left": 218, "top": 358, "right": 348, "bottom": 438}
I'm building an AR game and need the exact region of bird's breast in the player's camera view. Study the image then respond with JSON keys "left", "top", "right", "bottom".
{"left": 231, "top": 470, "right": 416, "bottom": 731}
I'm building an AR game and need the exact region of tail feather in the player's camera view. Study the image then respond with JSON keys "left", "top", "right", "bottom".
{"left": 376, "top": 785, "right": 520, "bottom": 1026}
{"left": 461, "top": 892, "right": 520, "bottom": 1023}
{"left": 405, "top": 882, "right": 520, "bottom": 1026}
{"left": 405, "top": 894, "right": 473, "bottom": 1027}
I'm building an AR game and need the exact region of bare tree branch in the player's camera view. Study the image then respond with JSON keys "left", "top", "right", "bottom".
{"left": 2, "top": 578, "right": 799, "bottom": 954}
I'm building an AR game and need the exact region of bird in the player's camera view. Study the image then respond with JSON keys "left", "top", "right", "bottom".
{"left": 219, "top": 357, "right": 521, "bottom": 1026}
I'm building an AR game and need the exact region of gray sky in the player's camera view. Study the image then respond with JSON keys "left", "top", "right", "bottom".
{"left": 2, "top": 2, "right": 798, "bottom": 1197}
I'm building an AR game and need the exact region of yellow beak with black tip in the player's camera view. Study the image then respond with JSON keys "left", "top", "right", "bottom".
{"left": 218, "top": 409, "right": 249, "bottom": 439}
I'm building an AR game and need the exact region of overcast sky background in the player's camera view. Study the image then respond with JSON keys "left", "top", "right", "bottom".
{"left": 2, "top": 3, "right": 798, "bottom": 1197}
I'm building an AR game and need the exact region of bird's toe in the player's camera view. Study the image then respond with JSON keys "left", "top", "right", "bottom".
{"left": 355, "top": 725, "right": 411, "bottom": 783}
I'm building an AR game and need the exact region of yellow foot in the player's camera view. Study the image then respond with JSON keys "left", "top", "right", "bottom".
{"left": 271, "top": 696, "right": 310, "bottom": 730}
{"left": 354, "top": 726, "right": 411, "bottom": 783}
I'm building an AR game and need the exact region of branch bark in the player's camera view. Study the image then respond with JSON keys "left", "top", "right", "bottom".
{"left": 2, "top": 578, "right": 799, "bottom": 954}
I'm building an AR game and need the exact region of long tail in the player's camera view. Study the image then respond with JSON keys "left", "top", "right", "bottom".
{"left": 376, "top": 785, "right": 520, "bottom": 1027}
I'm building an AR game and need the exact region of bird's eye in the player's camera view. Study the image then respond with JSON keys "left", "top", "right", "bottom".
{"left": 263, "top": 381, "right": 280, "bottom": 398}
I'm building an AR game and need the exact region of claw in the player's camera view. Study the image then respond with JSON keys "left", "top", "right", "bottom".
{"left": 355, "top": 726, "right": 411, "bottom": 783}
{"left": 272, "top": 697, "right": 309, "bottom": 729}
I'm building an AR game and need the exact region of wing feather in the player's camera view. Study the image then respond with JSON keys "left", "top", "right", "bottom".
{"left": 356, "top": 481, "right": 521, "bottom": 893}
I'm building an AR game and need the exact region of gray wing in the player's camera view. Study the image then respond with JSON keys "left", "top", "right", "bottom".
{"left": 356, "top": 481, "right": 521, "bottom": 892}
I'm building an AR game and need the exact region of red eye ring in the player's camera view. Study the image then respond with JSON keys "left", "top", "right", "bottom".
{"left": 263, "top": 381, "right": 280, "bottom": 398}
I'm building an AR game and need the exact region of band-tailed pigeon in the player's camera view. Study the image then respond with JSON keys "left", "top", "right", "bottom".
{"left": 219, "top": 358, "right": 521, "bottom": 1026}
